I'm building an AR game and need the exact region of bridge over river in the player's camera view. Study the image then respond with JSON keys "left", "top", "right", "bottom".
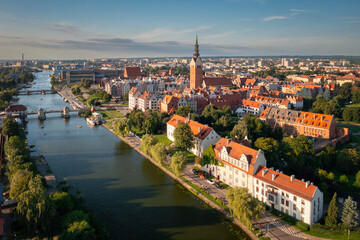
{"left": 18, "top": 89, "right": 56, "bottom": 95}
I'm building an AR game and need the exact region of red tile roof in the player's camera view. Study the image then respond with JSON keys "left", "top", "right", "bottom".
{"left": 5, "top": 104, "right": 27, "bottom": 112}
{"left": 167, "top": 115, "right": 214, "bottom": 140}
{"left": 254, "top": 166, "right": 317, "bottom": 201}
{"left": 202, "top": 77, "right": 233, "bottom": 87}
{"left": 124, "top": 66, "right": 141, "bottom": 78}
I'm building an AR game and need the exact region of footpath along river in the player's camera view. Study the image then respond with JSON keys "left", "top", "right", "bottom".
{"left": 14, "top": 71, "right": 250, "bottom": 240}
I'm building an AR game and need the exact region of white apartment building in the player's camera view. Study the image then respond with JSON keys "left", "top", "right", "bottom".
{"left": 203, "top": 138, "right": 323, "bottom": 225}
{"left": 235, "top": 99, "right": 265, "bottom": 116}
{"left": 129, "top": 87, "right": 140, "bottom": 110}
{"left": 166, "top": 115, "right": 221, "bottom": 157}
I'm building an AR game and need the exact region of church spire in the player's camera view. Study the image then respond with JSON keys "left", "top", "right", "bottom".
{"left": 193, "top": 35, "right": 199, "bottom": 59}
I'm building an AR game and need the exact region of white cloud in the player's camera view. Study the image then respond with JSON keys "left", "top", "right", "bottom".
{"left": 134, "top": 26, "right": 211, "bottom": 40}
{"left": 263, "top": 16, "right": 288, "bottom": 21}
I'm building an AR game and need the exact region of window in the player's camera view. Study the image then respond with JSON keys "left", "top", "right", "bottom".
{"left": 286, "top": 200, "right": 289, "bottom": 207}
{"left": 294, "top": 196, "right": 297, "bottom": 202}
{"left": 256, "top": 187, "right": 259, "bottom": 193}
{"left": 286, "top": 209, "right": 289, "bottom": 215}
{"left": 281, "top": 198, "right": 284, "bottom": 205}
{"left": 293, "top": 204, "right": 297, "bottom": 211}
{"left": 301, "top": 199, "right": 305, "bottom": 205}
{"left": 261, "top": 190, "right": 264, "bottom": 195}
{"left": 293, "top": 213, "right": 296, "bottom": 218}
{"left": 282, "top": 192, "right": 284, "bottom": 197}
{"left": 301, "top": 207, "right": 304, "bottom": 214}
{"left": 256, "top": 180, "right": 259, "bottom": 184}
{"left": 286, "top": 193, "right": 289, "bottom": 198}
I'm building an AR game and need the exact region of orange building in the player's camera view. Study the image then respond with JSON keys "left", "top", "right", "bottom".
{"left": 259, "top": 107, "right": 336, "bottom": 139}
{"left": 190, "top": 36, "right": 203, "bottom": 89}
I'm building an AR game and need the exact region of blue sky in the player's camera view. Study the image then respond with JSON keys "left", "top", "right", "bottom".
{"left": 0, "top": 0, "right": 359, "bottom": 59}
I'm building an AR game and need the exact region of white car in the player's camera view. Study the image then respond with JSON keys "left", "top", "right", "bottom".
{"left": 207, "top": 179, "right": 215, "bottom": 185}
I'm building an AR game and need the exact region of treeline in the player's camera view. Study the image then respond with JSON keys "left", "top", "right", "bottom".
{"left": 2, "top": 118, "right": 108, "bottom": 239}
{"left": 142, "top": 65, "right": 189, "bottom": 76}
{"left": 311, "top": 82, "right": 360, "bottom": 122}
{"left": 0, "top": 67, "right": 35, "bottom": 110}
{"left": 114, "top": 109, "right": 169, "bottom": 136}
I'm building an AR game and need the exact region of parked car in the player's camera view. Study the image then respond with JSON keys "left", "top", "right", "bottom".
{"left": 192, "top": 169, "right": 198, "bottom": 174}
{"left": 198, "top": 172, "right": 206, "bottom": 179}
{"left": 207, "top": 179, "right": 215, "bottom": 185}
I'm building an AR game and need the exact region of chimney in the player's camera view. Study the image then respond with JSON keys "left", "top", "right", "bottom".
{"left": 270, "top": 167, "right": 274, "bottom": 170}
{"left": 272, "top": 173, "right": 276, "bottom": 181}
{"left": 198, "top": 127, "right": 201, "bottom": 133}
{"left": 306, "top": 181, "right": 310, "bottom": 188}
{"left": 276, "top": 169, "right": 279, "bottom": 172}
{"left": 280, "top": 171, "right": 283, "bottom": 174}
{"left": 301, "top": 179, "right": 305, "bottom": 182}
{"left": 290, "top": 175, "right": 295, "bottom": 181}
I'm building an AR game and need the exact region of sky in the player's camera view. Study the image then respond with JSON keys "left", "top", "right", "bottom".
{"left": 0, "top": 0, "right": 360, "bottom": 59}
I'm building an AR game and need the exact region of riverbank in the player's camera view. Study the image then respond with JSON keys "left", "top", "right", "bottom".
{"left": 102, "top": 123, "right": 259, "bottom": 240}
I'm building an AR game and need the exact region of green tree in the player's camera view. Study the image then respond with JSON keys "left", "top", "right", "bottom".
{"left": 4, "top": 135, "right": 27, "bottom": 160}
{"left": 354, "top": 170, "right": 360, "bottom": 188}
{"left": 338, "top": 83, "right": 353, "bottom": 101}
{"left": 336, "top": 148, "right": 360, "bottom": 174}
{"left": 352, "top": 88, "right": 360, "bottom": 103}
{"left": 141, "top": 134, "right": 158, "bottom": 155}
{"left": 342, "top": 108, "right": 353, "bottom": 122}
{"left": 201, "top": 145, "right": 218, "bottom": 166}
{"left": 60, "top": 220, "right": 96, "bottom": 240}
{"left": 230, "top": 121, "right": 248, "bottom": 139}
{"left": 2, "top": 117, "right": 19, "bottom": 138}
{"left": 143, "top": 115, "right": 157, "bottom": 134}
{"left": 150, "top": 143, "right": 167, "bottom": 164}
{"left": 226, "top": 187, "right": 265, "bottom": 228}
{"left": 174, "top": 122, "right": 194, "bottom": 151}
{"left": 325, "top": 193, "right": 338, "bottom": 227}
{"left": 50, "top": 192, "right": 75, "bottom": 214}
{"left": 71, "top": 85, "right": 81, "bottom": 95}
{"left": 16, "top": 175, "right": 57, "bottom": 235}
{"left": 341, "top": 196, "right": 359, "bottom": 230}
{"left": 171, "top": 151, "right": 187, "bottom": 177}
{"left": 254, "top": 137, "right": 282, "bottom": 169}
{"left": 10, "top": 169, "right": 33, "bottom": 199}
{"left": 114, "top": 119, "right": 129, "bottom": 136}
{"left": 176, "top": 105, "right": 192, "bottom": 117}
{"left": 63, "top": 210, "right": 90, "bottom": 227}
{"left": 80, "top": 78, "right": 92, "bottom": 89}
{"left": 122, "top": 92, "right": 129, "bottom": 102}
{"left": 339, "top": 175, "right": 349, "bottom": 184}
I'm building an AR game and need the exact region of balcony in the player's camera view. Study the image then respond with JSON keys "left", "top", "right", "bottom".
{"left": 267, "top": 192, "right": 278, "bottom": 204}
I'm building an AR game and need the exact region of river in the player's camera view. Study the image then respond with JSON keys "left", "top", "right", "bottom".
{"left": 15, "top": 71, "right": 249, "bottom": 240}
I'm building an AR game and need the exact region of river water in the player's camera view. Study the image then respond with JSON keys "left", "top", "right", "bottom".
{"left": 15, "top": 71, "right": 249, "bottom": 240}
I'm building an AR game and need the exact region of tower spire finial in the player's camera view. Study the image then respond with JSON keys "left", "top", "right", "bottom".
{"left": 193, "top": 35, "right": 199, "bottom": 59}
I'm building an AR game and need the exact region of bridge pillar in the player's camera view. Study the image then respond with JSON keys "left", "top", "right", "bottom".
{"left": 61, "top": 107, "right": 70, "bottom": 119}
{"left": 26, "top": 90, "right": 30, "bottom": 95}
{"left": 41, "top": 90, "right": 45, "bottom": 95}
{"left": 38, "top": 108, "right": 46, "bottom": 120}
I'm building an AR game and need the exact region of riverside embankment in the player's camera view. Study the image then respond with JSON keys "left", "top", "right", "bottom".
{"left": 18, "top": 70, "right": 250, "bottom": 240}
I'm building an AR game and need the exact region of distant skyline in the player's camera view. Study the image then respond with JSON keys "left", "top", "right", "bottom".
{"left": 0, "top": 0, "right": 360, "bottom": 60}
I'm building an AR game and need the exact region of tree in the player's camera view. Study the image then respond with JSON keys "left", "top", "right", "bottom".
{"left": 143, "top": 115, "right": 157, "bottom": 134}
{"left": 336, "top": 148, "right": 360, "bottom": 174}
{"left": 150, "top": 143, "right": 167, "bottom": 164}
{"left": 16, "top": 175, "right": 57, "bottom": 235}
{"left": 71, "top": 85, "right": 81, "bottom": 95}
{"left": 174, "top": 122, "right": 194, "bottom": 151}
{"left": 226, "top": 187, "right": 265, "bottom": 228}
{"left": 80, "top": 78, "right": 92, "bottom": 89}
{"left": 338, "top": 83, "right": 353, "bottom": 101}
{"left": 341, "top": 196, "right": 359, "bottom": 230}
{"left": 10, "top": 169, "right": 33, "bottom": 199}
{"left": 171, "top": 151, "right": 187, "bottom": 177}
{"left": 339, "top": 175, "right": 349, "bottom": 184}
{"left": 352, "top": 88, "right": 360, "bottom": 103}
{"left": 342, "top": 108, "right": 353, "bottom": 122}
{"left": 2, "top": 117, "right": 19, "bottom": 138}
{"left": 230, "top": 121, "right": 247, "bottom": 139}
{"left": 354, "top": 170, "right": 360, "bottom": 188}
{"left": 176, "top": 105, "right": 192, "bottom": 117}
{"left": 50, "top": 192, "right": 75, "bottom": 214}
{"left": 254, "top": 137, "right": 282, "bottom": 169}
{"left": 122, "top": 92, "right": 129, "bottom": 102}
{"left": 63, "top": 210, "right": 90, "bottom": 227}
{"left": 4, "top": 135, "right": 27, "bottom": 160}
{"left": 325, "top": 193, "right": 338, "bottom": 227}
{"left": 201, "top": 145, "right": 219, "bottom": 166}
{"left": 141, "top": 134, "right": 157, "bottom": 155}
{"left": 114, "top": 119, "right": 129, "bottom": 136}
{"left": 60, "top": 220, "right": 96, "bottom": 240}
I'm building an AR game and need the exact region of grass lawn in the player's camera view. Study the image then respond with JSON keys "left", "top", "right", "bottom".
{"left": 350, "top": 135, "right": 360, "bottom": 147}
{"left": 131, "top": 127, "right": 145, "bottom": 137}
{"left": 337, "top": 123, "right": 360, "bottom": 133}
{"left": 154, "top": 135, "right": 172, "bottom": 146}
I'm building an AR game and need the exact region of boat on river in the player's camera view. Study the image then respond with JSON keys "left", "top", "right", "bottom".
{"left": 77, "top": 125, "right": 82, "bottom": 128}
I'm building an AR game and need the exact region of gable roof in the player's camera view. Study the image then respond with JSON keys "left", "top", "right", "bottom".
{"left": 202, "top": 77, "right": 233, "bottom": 87}
{"left": 167, "top": 114, "right": 214, "bottom": 140}
{"left": 254, "top": 166, "right": 317, "bottom": 201}
{"left": 124, "top": 66, "right": 141, "bottom": 78}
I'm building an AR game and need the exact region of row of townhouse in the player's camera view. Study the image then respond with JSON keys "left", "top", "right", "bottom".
{"left": 105, "top": 81, "right": 131, "bottom": 98}
{"left": 251, "top": 95, "right": 291, "bottom": 109}
{"left": 128, "top": 87, "right": 164, "bottom": 112}
{"left": 165, "top": 115, "right": 323, "bottom": 225}
{"left": 202, "top": 137, "right": 323, "bottom": 225}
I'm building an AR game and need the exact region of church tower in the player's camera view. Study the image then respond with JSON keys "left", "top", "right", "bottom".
{"left": 190, "top": 35, "right": 203, "bottom": 89}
